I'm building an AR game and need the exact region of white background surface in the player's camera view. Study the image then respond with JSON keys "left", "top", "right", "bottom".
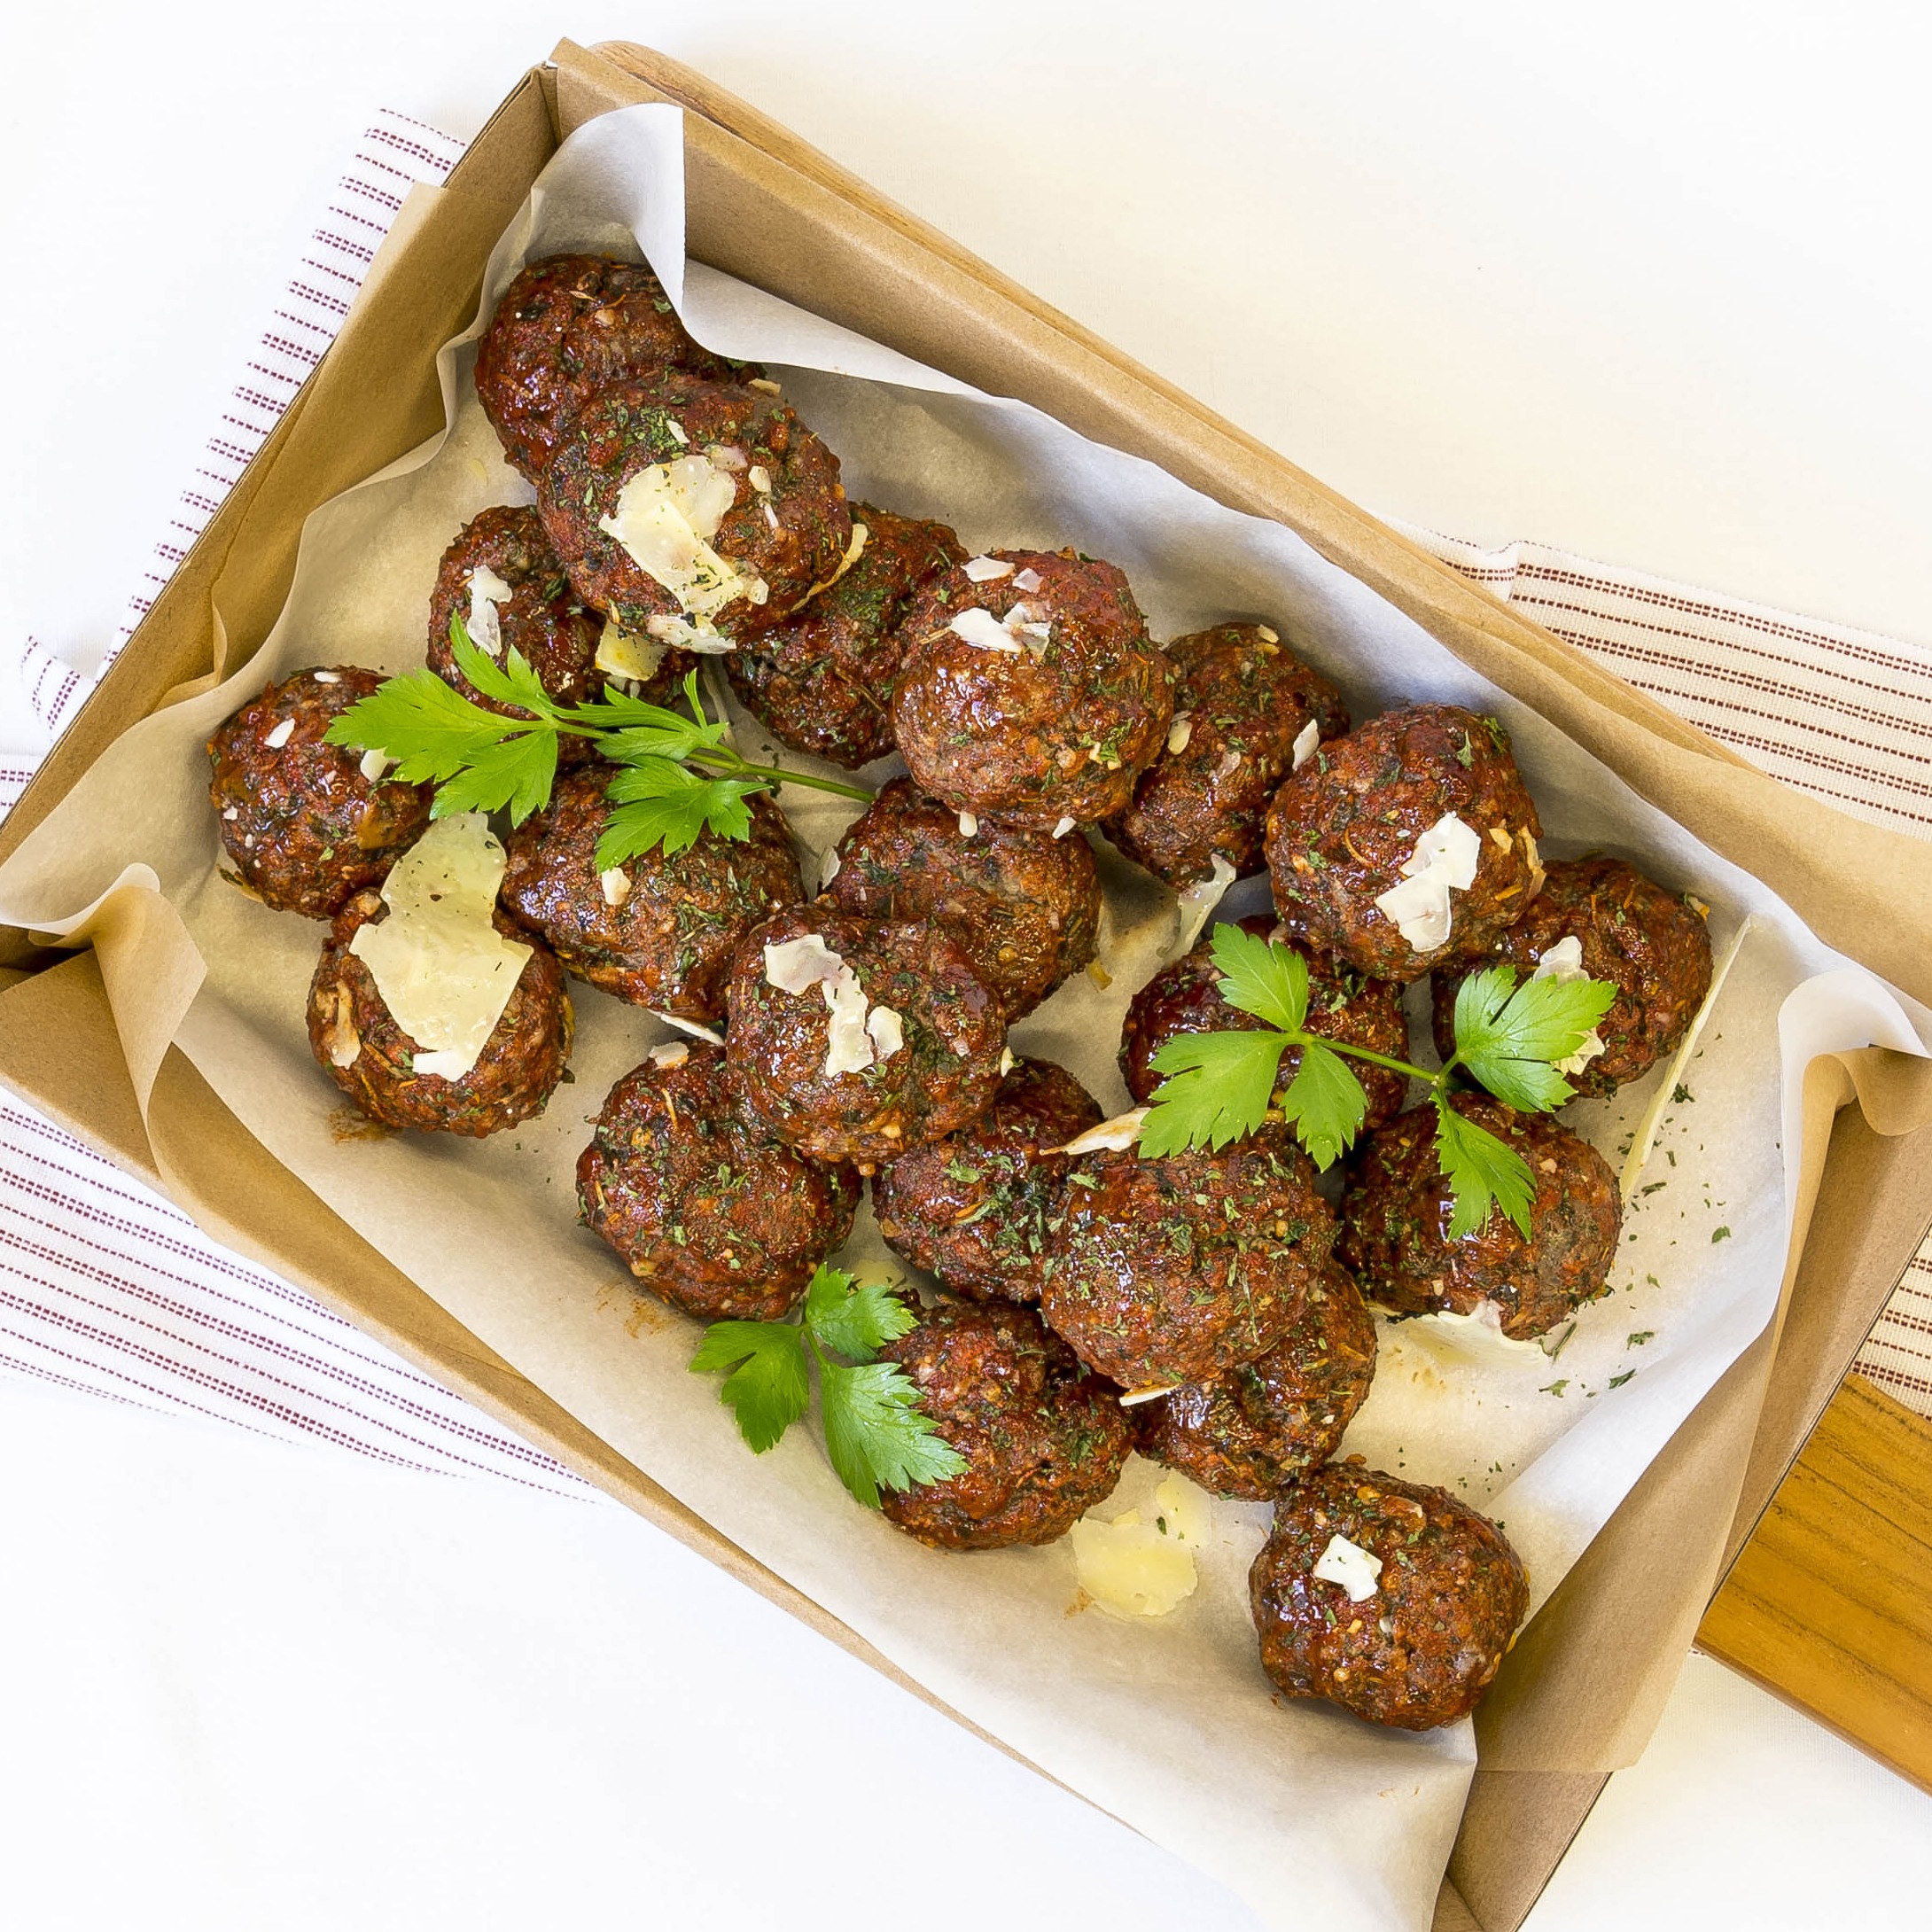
{"left": 3, "top": 4, "right": 1931, "bottom": 1928}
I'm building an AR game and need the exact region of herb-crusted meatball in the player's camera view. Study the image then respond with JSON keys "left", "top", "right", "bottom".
{"left": 473, "top": 253, "right": 750, "bottom": 480}
{"left": 307, "top": 890, "right": 572, "bottom": 1136}
{"left": 1338, "top": 1095, "right": 1621, "bottom": 1339}
{"left": 1110, "top": 622, "right": 1349, "bottom": 886}
{"left": 822, "top": 778, "right": 1102, "bottom": 1020}
{"left": 1132, "top": 1258, "right": 1378, "bottom": 1498}
{"left": 1265, "top": 705, "right": 1544, "bottom": 982}
{"left": 876, "top": 1297, "right": 1131, "bottom": 1551}
{"left": 723, "top": 504, "right": 965, "bottom": 767}
{"left": 872, "top": 1056, "right": 1102, "bottom": 1304}
{"left": 1431, "top": 856, "right": 1714, "bottom": 1097}
{"left": 501, "top": 767, "right": 801, "bottom": 1024}
{"left": 1250, "top": 1462, "right": 1529, "bottom": 1730}
{"left": 577, "top": 1043, "right": 860, "bottom": 1322}
{"left": 207, "top": 667, "right": 433, "bottom": 918}
{"left": 1118, "top": 915, "right": 1409, "bottom": 1128}
{"left": 536, "top": 371, "right": 851, "bottom": 646}
{"left": 427, "top": 507, "right": 689, "bottom": 744}
{"left": 889, "top": 548, "right": 1175, "bottom": 830}
{"left": 1040, "top": 1126, "right": 1336, "bottom": 1391}
{"left": 725, "top": 906, "right": 1005, "bottom": 1171}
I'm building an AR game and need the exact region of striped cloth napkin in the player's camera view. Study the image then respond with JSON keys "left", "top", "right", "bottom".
{"left": 2, "top": 112, "right": 1928, "bottom": 1484}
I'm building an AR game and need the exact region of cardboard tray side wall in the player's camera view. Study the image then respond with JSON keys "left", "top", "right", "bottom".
{"left": 1, "top": 40, "right": 1927, "bottom": 1932}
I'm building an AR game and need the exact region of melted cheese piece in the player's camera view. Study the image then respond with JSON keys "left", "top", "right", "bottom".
{"left": 1374, "top": 812, "right": 1482, "bottom": 954}
{"left": 1071, "top": 1475, "right": 1208, "bottom": 1618}
{"left": 1531, "top": 934, "right": 1609, "bottom": 1077}
{"left": 596, "top": 453, "right": 763, "bottom": 631}
{"left": 346, "top": 814, "right": 532, "bottom": 1083}
{"left": 1313, "top": 1533, "right": 1383, "bottom": 1602}
{"left": 594, "top": 623, "right": 670, "bottom": 685}
{"left": 465, "top": 565, "right": 515, "bottom": 658}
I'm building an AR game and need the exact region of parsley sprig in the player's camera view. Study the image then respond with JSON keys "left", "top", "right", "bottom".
{"left": 323, "top": 617, "right": 872, "bottom": 866}
{"left": 1140, "top": 923, "right": 1616, "bottom": 1237}
{"left": 689, "top": 1265, "right": 969, "bottom": 1508}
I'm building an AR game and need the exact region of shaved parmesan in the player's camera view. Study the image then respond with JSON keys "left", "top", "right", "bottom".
{"left": 650, "top": 1010, "right": 726, "bottom": 1046}
{"left": 1167, "top": 713, "right": 1195, "bottom": 755}
{"left": 1256, "top": 625, "right": 1281, "bottom": 644}
{"left": 865, "top": 1004, "right": 905, "bottom": 1061}
{"left": 648, "top": 1040, "right": 690, "bottom": 1069}
{"left": 1011, "top": 567, "right": 1043, "bottom": 593}
{"left": 1291, "top": 718, "right": 1321, "bottom": 771}
{"left": 957, "top": 812, "right": 978, "bottom": 837}
{"left": 643, "top": 613, "right": 739, "bottom": 656}
{"left": 1052, "top": 817, "right": 1077, "bottom": 840}
{"left": 359, "top": 748, "right": 393, "bottom": 783}
{"left": 821, "top": 847, "right": 842, "bottom": 888}
{"left": 1071, "top": 1475, "right": 1206, "bottom": 1618}
{"left": 763, "top": 934, "right": 849, "bottom": 994}
{"left": 599, "top": 869, "right": 632, "bottom": 908}
{"left": 822, "top": 970, "right": 875, "bottom": 1077}
{"left": 705, "top": 442, "right": 747, "bottom": 471}
{"left": 263, "top": 719, "right": 294, "bottom": 750}
{"left": 317, "top": 984, "right": 361, "bottom": 1068}
{"left": 1211, "top": 747, "right": 1243, "bottom": 784}
{"left": 764, "top": 934, "right": 896, "bottom": 1079}
{"left": 747, "top": 377, "right": 783, "bottom": 396}
{"left": 1374, "top": 812, "right": 1482, "bottom": 954}
{"left": 596, "top": 454, "right": 759, "bottom": 631}
{"left": 1056, "top": 1107, "right": 1149, "bottom": 1156}
{"left": 346, "top": 814, "right": 531, "bottom": 1084}
{"left": 1387, "top": 1299, "right": 1549, "bottom": 1366}
{"left": 595, "top": 624, "right": 670, "bottom": 683}
{"left": 962, "top": 555, "right": 1014, "bottom": 582}
{"left": 311, "top": 669, "right": 341, "bottom": 685}
{"left": 947, "top": 599, "right": 1049, "bottom": 659}
{"left": 1313, "top": 1534, "right": 1383, "bottom": 1602}
{"left": 1531, "top": 935, "right": 1607, "bottom": 1076}
{"left": 465, "top": 565, "right": 515, "bottom": 657}
{"left": 998, "top": 1045, "right": 1018, "bottom": 1077}
{"left": 746, "top": 464, "right": 771, "bottom": 494}
{"left": 1171, "top": 853, "right": 1238, "bottom": 958}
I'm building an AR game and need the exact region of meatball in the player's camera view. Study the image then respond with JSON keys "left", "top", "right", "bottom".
{"left": 1132, "top": 1258, "right": 1378, "bottom": 1498}
{"left": 207, "top": 667, "right": 433, "bottom": 918}
{"left": 501, "top": 766, "right": 801, "bottom": 1023}
{"left": 1337, "top": 1095, "right": 1621, "bottom": 1339}
{"left": 876, "top": 1297, "right": 1131, "bottom": 1551}
{"left": 576, "top": 1044, "right": 860, "bottom": 1321}
{"left": 307, "top": 890, "right": 572, "bottom": 1136}
{"left": 427, "top": 507, "right": 689, "bottom": 743}
{"left": 1250, "top": 1461, "right": 1529, "bottom": 1730}
{"left": 1430, "top": 856, "right": 1714, "bottom": 1097}
{"left": 536, "top": 371, "right": 851, "bottom": 645}
{"left": 889, "top": 548, "right": 1175, "bottom": 830}
{"left": 1118, "top": 915, "right": 1409, "bottom": 1128}
{"left": 872, "top": 1056, "right": 1102, "bottom": 1304}
{"left": 472, "top": 253, "right": 750, "bottom": 480}
{"left": 1109, "top": 622, "right": 1349, "bottom": 886}
{"left": 723, "top": 504, "right": 966, "bottom": 767}
{"left": 822, "top": 778, "right": 1102, "bottom": 1020}
{"left": 725, "top": 905, "right": 1006, "bottom": 1170}
{"left": 1040, "top": 1126, "right": 1336, "bottom": 1390}
{"left": 1265, "top": 705, "right": 1544, "bottom": 982}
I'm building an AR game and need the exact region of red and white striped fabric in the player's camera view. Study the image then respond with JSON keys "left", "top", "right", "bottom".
{"left": 0, "top": 110, "right": 1927, "bottom": 1487}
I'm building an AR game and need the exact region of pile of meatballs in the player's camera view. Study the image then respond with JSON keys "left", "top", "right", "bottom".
{"left": 205, "top": 253, "right": 1716, "bottom": 1734}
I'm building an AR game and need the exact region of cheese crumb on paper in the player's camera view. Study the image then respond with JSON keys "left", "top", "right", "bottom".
{"left": 346, "top": 813, "right": 532, "bottom": 1083}
{"left": 1071, "top": 1475, "right": 1210, "bottom": 1618}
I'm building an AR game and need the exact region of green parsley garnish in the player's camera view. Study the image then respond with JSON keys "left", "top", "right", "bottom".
{"left": 323, "top": 616, "right": 872, "bottom": 865}
{"left": 1139, "top": 923, "right": 1616, "bottom": 1238}
{"left": 689, "top": 1264, "right": 968, "bottom": 1509}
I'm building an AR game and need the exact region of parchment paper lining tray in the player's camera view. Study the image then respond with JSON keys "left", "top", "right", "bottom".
{"left": 0, "top": 41, "right": 1928, "bottom": 1932}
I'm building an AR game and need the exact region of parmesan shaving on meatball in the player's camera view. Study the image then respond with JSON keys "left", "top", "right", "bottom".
{"left": 596, "top": 452, "right": 767, "bottom": 635}
{"left": 1373, "top": 811, "right": 1482, "bottom": 953}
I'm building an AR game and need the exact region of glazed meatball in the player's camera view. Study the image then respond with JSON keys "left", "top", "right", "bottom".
{"left": 307, "top": 890, "right": 572, "bottom": 1136}
{"left": 1132, "top": 1258, "right": 1378, "bottom": 1499}
{"left": 822, "top": 778, "right": 1102, "bottom": 1020}
{"left": 1109, "top": 622, "right": 1349, "bottom": 886}
{"left": 872, "top": 1056, "right": 1102, "bottom": 1304}
{"left": 576, "top": 1044, "right": 860, "bottom": 1322}
{"left": 207, "top": 667, "right": 433, "bottom": 918}
{"left": 1118, "top": 915, "right": 1410, "bottom": 1129}
{"left": 1040, "top": 1126, "right": 1336, "bottom": 1391}
{"left": 889, "top": 548, "right": 1175, "bottom": 830}
{"left": 1337, "top": 1095, "right": 1621, "bottom": 1339}
{"left": 427, "top": 507, "right": 689, "bottom": 742}
{"left": 1430, "top": 856, "right": 1714, "bottom": 1097}
{"left": 876, "top": 1297, "right": 1131, "bottom": 1551}
{"left": 1265, "top": 705, "right": 1544, "bottom": 982}
{"left": 724, "top": 906, "right": 1006, "bottom": 1170}
{"left": 536, "top": 371, "right": 851, "bottom": 644}
{"left": 1250, "top": 1462, "right": 1529, "bottom": 1730}
{"left": 723, "top": 504, "right": 965, "bottom": 767}
{"left": 473, "top": 253, "right": 750, "bottom": 480}
{"left": 501, "top": 767, "right": 801, "bottom": 1024}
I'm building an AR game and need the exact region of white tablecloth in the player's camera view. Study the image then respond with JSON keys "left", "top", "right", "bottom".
{"left": 3, "top": 5, "right": 1929, "bottom": 1928}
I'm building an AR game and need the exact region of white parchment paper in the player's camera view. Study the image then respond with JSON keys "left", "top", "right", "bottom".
{"left": 4, "top": 106, "right": 1928, "bottom": 1932}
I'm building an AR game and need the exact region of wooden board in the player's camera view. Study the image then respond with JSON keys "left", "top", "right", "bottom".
{"left": 1699, "top": 1373, "right": 1932, "bottom": 1793}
